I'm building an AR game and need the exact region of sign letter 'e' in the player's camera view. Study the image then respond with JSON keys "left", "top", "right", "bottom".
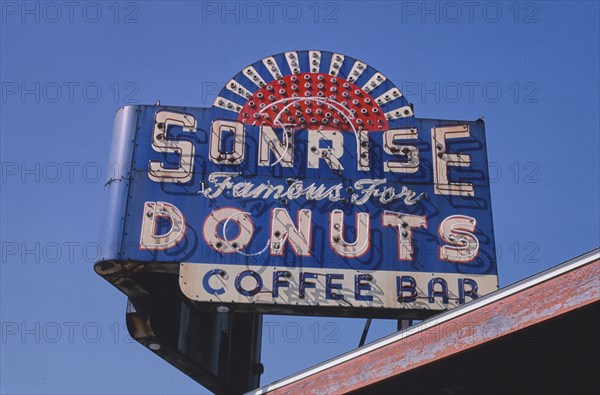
{"left": 431, "top": 124, "right": 474, "bottom": 196}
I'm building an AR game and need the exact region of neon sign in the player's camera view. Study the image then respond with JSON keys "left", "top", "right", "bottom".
{"left": 98, "top": 51, "right": 497, "bottom": 317}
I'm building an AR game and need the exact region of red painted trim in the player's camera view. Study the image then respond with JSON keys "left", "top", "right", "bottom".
{"left": 267, "top": 259, "right": 600, "bottom": 395}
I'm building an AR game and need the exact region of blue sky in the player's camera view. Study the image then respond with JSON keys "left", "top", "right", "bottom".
{"left": 1, "top": 1, "right": 598, "bottom": 394}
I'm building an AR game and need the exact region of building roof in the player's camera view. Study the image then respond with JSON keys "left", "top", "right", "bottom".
{"left": 248, "top": 248, "right": 600, "bottom": 394}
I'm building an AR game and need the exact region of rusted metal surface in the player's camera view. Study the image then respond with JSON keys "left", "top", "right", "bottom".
{"left": 249, "top": 249, "right": 599, "bottom": 395}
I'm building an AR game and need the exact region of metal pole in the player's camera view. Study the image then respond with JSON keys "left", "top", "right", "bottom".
{"left": 359, "top": 318, "right": 372, "bottom": 347}
{"left": 397, "top": 319, "right": 413, "bottom": 331}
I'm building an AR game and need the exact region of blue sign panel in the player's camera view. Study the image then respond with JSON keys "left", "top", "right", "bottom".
{"left": 99, "top": 51, "right": 497, "bottom": 317}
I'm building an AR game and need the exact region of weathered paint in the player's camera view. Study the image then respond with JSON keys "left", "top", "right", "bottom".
{"left": 98, "top": 50, "right": 498, "bottom": 317}
{"left": 248, "top": 249, "right": 599, "bottom": 395}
